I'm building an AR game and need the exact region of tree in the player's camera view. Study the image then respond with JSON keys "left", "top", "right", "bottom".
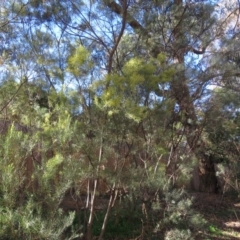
{"left": 203, "top": 88, "right": 240, "bottom": 193}
{"left": 1, "top": 0, "right": 240, "bottom": 239}
{"left": 92, "top": 0, "right": 239, "bottom": 193}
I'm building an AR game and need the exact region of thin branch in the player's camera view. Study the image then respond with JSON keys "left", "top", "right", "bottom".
{"left": 105, "top": 0, "right": 146, "bottom": 33}
{"left": 98, "top": 182, "right": 116, "bottom": 240}
{"left": 107, "top": 0, "right": 128, "bottom": 74}
{"left": 0, "top": 80, "right": 27, "bottom": 114}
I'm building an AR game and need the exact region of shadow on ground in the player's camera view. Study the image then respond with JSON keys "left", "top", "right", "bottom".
{"left": 192, "top": 192, "right": 240, "bottom": 240}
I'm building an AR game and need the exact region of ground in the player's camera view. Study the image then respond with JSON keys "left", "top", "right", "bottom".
{"left": 192, "top": 192, "right": 240, "bottom": 240}
{"left": 61, "top": 191, "right": 240, "bottom": 239}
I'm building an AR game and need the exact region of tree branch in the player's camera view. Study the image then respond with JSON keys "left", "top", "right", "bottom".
{"left": 105, "top": 0, "right": 147, "bottom": 34}
{"left": 107, "top": 0, "right": 128, "bottom": 73}
{"left": 0, "top": 80, "right": 27, "bottom": 114}
{"left": 191, "top": 47, "right": 206, "bottom": 55}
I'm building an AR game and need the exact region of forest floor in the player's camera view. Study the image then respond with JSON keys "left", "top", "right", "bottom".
{"left": 192, "top": 192, "right": 240, "bottom": 240}
{"left": 61, "top": 191, "right": 240, "bottom": 239}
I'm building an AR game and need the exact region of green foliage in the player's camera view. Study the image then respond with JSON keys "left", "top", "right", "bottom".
{"left": 43, "top": 154, "right": 63, "bottom": 180}
{"left": 203, "top": 89, "right": 240, "bottom": 193}
{"left": 0, "top": 112, "right": 81, "bottom": 238}
{"left": 165, "top": 229, "right": 193, "bottom": 240}
{"left": 152, "top": 189, "right": 207, "bottom": 238}
{"left": 94, "top": 55, "right": 174, "bottom": 122}
{"left": 0, "top": 205, "right": 78, "bottom": 240}
{"left": 206, "top": 95, "right": 239, "bottom": 149}
{"left": 67, "top": 45, "right": 92, "bottom": 76}
{"left": 208, "top": 225, "right": 222, "bottom": 235}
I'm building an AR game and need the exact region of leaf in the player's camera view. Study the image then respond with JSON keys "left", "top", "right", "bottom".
{"left": 44, "top": 154, "right": 63, "bottom": 179}
{"left": 67, "top": 45, "right": 91, "bottom": 76}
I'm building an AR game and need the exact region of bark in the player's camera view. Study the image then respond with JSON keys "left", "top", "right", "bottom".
{"left": 98, "top": 183, "right": 115, "bottom": 240}
{"left": 87, "top": 135, "right": 104, "bottom": 240}
{"left": 105, "top": 0, "right": 219, "bottom": 193}
{"left": 86, "top": 178, "right": 98, "bottom": 240}
{"left": 171, "top": 0, "right": 218, "bottom": 193}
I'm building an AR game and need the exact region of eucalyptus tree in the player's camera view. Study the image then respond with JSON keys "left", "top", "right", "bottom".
{"left": 59, "top": 0, "right": 240, "bottom": 193}
{"left": 1, "top": 0, "right": 240, "bottom": 238}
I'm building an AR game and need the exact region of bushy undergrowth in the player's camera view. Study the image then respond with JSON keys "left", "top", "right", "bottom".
{"left": 150, "top": 189, "right": 207, "bottom": 239}
{"left": 0, "top": 119, "right": 207, "bottom": 239}
{"left": 0, "top": 123, "right": 81, "bottom": 239}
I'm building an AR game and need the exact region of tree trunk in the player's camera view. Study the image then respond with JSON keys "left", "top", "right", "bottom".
{"left": 171, "top": 0, "right": 218, "bottom": 193}
{"left": 86, "top": 179, "right": 98, "bottom": 240}
{"left": 198, "top": 152, "right": 219, "bottom": 193}
{"left": 98, "top": 183, "right": 115, "bottom": 240}
{"left": 170, "top": 59, "right": 218, "bottom": 193}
